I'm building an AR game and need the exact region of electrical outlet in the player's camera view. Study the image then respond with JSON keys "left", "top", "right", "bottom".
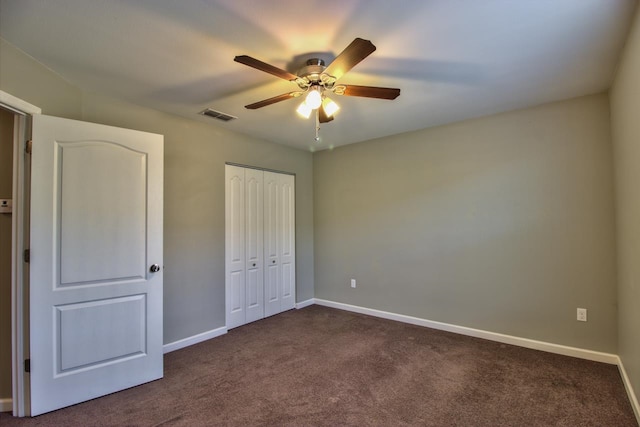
{"left": 350, "top": 279, "right": 356, "bottom": 288}
{"left": 577, "top": 308, "right": 587, "bottom": 322}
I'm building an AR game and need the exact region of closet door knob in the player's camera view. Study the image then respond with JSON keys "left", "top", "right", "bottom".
{"left": 272, "top": 260, "right": 276, "bottom": 264}
{"left": 252, "top": 263, "right": 256, "bottom": 267}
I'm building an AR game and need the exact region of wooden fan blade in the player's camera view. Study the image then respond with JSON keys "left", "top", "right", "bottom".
{"left": 324, "top": 38, "right": 376, "bottom": 81}
{"left": 318, "top": 105, "right": 334, "bottom": 123}
{"left": 245, "top": 92, "right": 302, "bottom": 109}
{"left": 234, "top": 55, "right": 299, "bottom": 81}
{"left": 339, "top": 85, "right": 400, "bottom": 100}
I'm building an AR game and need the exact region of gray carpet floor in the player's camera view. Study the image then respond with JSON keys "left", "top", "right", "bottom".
{"left": 1, "top": 305, "right": 637, "bottom": 426}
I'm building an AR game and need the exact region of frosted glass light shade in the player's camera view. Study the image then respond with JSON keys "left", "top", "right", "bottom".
{"left": 296, "top": 102, "right": 312, "bottom": 119}
{"left": 322, "top": 97, "right": 340, "bottom": 117}
{"left": 305, "top": 89, "right": 322, "bottom": 109}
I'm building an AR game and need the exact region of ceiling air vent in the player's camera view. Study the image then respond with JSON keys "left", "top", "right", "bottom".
{"left": 199, "top": 108, "right": 237, "bottom": 122}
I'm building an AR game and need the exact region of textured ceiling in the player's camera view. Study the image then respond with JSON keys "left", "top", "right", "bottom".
{"left": 0, "top": 0, "right": 636, "bottom": 151}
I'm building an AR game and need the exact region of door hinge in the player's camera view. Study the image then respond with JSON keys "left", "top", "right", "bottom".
{"left": 25, "top": 140, "right": 32, "bottom": 154}
{"left": 24, "top": 359, "right": 30, "bottom": 373}
{"left": 23, "top": 249, "right": 30, "bottom": 263}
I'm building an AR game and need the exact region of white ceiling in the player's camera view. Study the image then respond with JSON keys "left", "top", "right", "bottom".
{"left": 0, "top": 0, "right": 636, "bottom": 151}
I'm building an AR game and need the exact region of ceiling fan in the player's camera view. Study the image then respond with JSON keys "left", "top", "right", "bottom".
{"left": 234, "top": 38, "right": 400, "bottom": 141}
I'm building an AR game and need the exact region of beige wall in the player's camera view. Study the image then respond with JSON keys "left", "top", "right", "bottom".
{"left": 0, "top": 108, "right": 14, "bottom": 400}
{"left": 314, "top": 93, "right": 618, "bottom": 352}
{"left": 0, "top": 38, "right": 314, "bottom": 394}
{"left": 0, "top": 39, "right": 82, "bottom": 119}
{"left": 611, "top": 3, "right": 640, "bottom": 411}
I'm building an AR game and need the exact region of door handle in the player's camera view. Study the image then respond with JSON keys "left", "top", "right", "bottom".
{"left": 149, "top": 264, "right": 161, "bottom": 273}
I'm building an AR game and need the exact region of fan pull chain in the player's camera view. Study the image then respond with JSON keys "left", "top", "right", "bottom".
{"left": 315, "top": 108, "right": 320, "bottom": 142}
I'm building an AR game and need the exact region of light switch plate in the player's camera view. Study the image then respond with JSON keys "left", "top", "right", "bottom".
{"left": 0, "top": 199, "right": 12, "bottom": 213}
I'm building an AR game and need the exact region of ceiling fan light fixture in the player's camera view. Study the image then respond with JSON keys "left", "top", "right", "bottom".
{"left": 305, "top": 87, "right": 322, "bottom": 110}
{"left": 296, "top": 101, "right": 312, "bottom": 119}
{"left": 322, "top": 97, "right": 340, "bottom": 117}
{"left": 235, "top": 38, "right": 401, "bottom": 141}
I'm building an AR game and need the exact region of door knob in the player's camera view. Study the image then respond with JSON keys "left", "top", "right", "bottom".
{"left": 252, "top": 263, "right": 256, "bottom": 267}
{"left": 149, "top": 264, "right": 161, "bottom": 273}
{"left": 272, "top": 260, "right": 276, "bottom": 264}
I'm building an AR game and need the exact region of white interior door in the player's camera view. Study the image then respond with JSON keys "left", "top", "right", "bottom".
{"left": 264, "top": 171, "right": 296, "bottom": 317}
{"left": 29, "top": 115, "right": 163, "bottom": 416}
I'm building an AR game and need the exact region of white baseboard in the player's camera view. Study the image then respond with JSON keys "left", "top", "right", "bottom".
{"left": 0, "top": 398, "right": 12, "bottom": 413}
{"left": 163, "top": 326, "right": 227, "bottom": 354}
{"left": 313, "top": 298, "right": 619, "bottom": 365}
{"left": 295, "top": 298, "right": 315, "bottom": 309}
{"left": 617, "top": 357, "right": 640, "bottom": 425}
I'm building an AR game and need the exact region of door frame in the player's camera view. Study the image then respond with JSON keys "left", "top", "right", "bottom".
{"left": 0, "top": 90, "right": 41, "bottom": 417}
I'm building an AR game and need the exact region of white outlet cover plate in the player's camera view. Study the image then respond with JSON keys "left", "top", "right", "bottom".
{"left": 577, "top": 308, "right": 587, "bottom": 321}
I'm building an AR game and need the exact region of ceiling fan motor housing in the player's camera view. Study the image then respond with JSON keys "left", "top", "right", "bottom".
{"left": 296, "top": 58, "right": 336, "bottom": 89}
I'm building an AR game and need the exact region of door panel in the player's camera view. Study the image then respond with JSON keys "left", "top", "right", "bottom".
{"left": 229, "top": 271, "right": 243, "bottom": 313}
{"left": 263, "top": 172, "right": 280, "bottom": 317}
{"left": 267, "top": 264, "right": 279, "bottom": 300}
{"left": 279, "top": 174, "right": 295, "bottom": 311}
{"left": 56, "top": 295, "right": 146, "bottom": 372}
{"left": 244, "top": 168, "right": 263, "bottom": 323}
{"left": 282, "top": 263, "right": 293, "bottom": 299}
{"left": 58, "top": 142, "right": 146, "bottom": 285}
{"left": 225, "top": 166, "right": 245, "bottom": 328}
{"left": 30, "top": 115, "right": 163, "bottom": 416}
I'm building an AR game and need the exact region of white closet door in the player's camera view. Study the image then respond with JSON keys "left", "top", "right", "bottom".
{"left": 263, "top": 171, "right": 280, "bottom": 317}
{"left": 264, "top": 171, "right": 296, "bottom": 317}
{"left": 226, "top": 166, "right": 295, "bottom": 326}
{"left": 225, "top": 165, "right": 246, "bottom": 329}
{"left": 279, "top": 173, "right": 296, "bottom": 312}
{"left": 244, "top": 168, "right": 264, "bottom": 323}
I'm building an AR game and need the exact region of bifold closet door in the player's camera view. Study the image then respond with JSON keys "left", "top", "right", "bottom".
{"left": 225, "top": 165, "right": 245, "bottom": 329}
{"left": 264, "top": 171, "right": 296, "bottom": 317}
{"left": 243, "top": 168, "right": 264, "bottom": 323}
{"left": 225, "top": 165, "right": 264, "bottom": 329}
